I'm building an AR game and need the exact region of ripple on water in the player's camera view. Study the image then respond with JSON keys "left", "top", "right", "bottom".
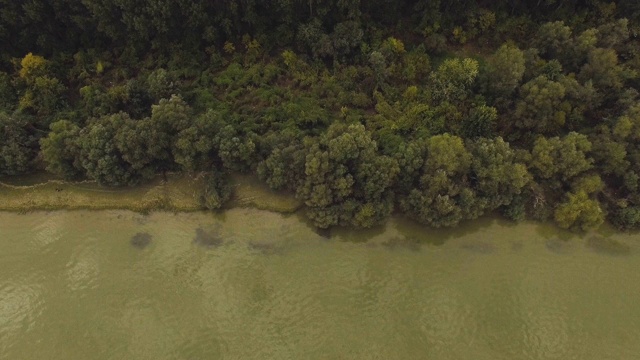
{"left": 522, "top": 306, "right": 571, "bottom": 360}
{"left": 255, "top": 281, "right": 327, "bottom": 357}
{"left": 478, "top": 275, "right": 528, "bottom": 357}
{"left": 3, "top": 210, "right": 640, "bottom": 360}
{"left": 418, "top": 286, "right": 469, "bottom": 354}
{"left": 31, "top": 215, "right": 62, "bottom": 250}
{"left": 176, "top": 334, "right": 224, "bottom": 360}
{"left": 66, "top": 246, "right": 99, "bottom": 292}
{"left": 0, "top": 282, "right": 43, "bottom": 346}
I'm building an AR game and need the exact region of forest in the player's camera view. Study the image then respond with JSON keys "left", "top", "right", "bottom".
{"left": 2, "top": 0, "right": 640, "bottom": 231}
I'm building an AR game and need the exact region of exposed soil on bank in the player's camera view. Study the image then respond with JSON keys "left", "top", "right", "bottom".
{"left": 0, "top": 173, "right": 302, "bottom": 214}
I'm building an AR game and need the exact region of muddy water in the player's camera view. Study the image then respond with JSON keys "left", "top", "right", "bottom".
{"left": 0, "top": 209, "right": 638, "bottom": 359}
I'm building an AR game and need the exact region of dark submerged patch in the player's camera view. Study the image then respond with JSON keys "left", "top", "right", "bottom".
{"left": 193, "top": 228, "right": 223, "bottom": 248}
{"left": 382, "top": 236, "right": 421, "bottom": 252}
{"left": 545, "top": 238, "right": 569, "bottom": 254}
{"left": 131, "top": 232, "right": 152, "bottom": 249}
{"left": 587, "top": 236, "right": 631, "bottom": 256}
{"left": 248, "top": 241, "right": 285, "bottom": 255}
{"left": 314, "top": 227, "right": 331, "bottom": 239}
{"left": 460, "top": 241, "right": 495, "bottom": 254}
{"left": 511, "top": 241, "right": 524, "bottom": 252}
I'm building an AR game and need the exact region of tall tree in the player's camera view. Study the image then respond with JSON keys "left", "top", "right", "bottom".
{"left": 0, "top": 113, "right": 39, "bottom": 176}
{"left": 297, "top": 123, "right": 398, "bottom": 228}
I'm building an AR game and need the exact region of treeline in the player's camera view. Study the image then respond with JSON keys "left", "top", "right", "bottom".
{"left": 3, "top": 0, "right": 640, "bottom": 62}
{"left": 1, "top": 1, "right": 640, "bottom": 231}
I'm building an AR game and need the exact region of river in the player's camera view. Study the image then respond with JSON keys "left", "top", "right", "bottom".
{"left": 0, "top": 209, "right": 639, "bottom": 359}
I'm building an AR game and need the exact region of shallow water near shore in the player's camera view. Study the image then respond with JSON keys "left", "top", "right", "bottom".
{"left": 1, "top": 209, "right": 639, "bottom": 359}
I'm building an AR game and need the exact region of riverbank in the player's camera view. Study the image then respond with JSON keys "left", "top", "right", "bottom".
{"left": 0, "top": 173, "right": 302, "bottom": 214}
{"left": 2, "top": 172, "right": 637, "bottom": 239}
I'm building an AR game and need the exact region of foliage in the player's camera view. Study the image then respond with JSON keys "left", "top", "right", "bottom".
{"left": 0, "top": 72, "right": 16, "bottom": 111}
{"left": 461, "top": 105, "right": 497, "bottom": 139}
{"left": 400, "top": 134, "right": 473, "bottom": 227}
{"left": 77, "top": 112, "right": 150, "bottom": 186}
{"left": 579, "top": 48, "right": 633, "bottom": 92}
{"left": 468, "top": 137, "right": 531, "bottom": 210}
{"left": 613, "top": 206, "right": 640, "bottom": 230}
{"left": 554, "top": 191, "right": 604, "bottom": 231}
{"left": 17, "top": 53, "right": 66, "bottom": 120}
{"left": 534, "top": 21, "right": 572, "bottom": 59}
{"left": 530, "top": 132, "right": 593, "bottom": 185}
{"left": 2, "top": 1, "right": 640, "bottom": 231}
{"left": 202, "top": 172, "right": 231, "bottom": 210}
{"left": 297, "top": 123, "right": 398, "bottom": 228}
{"left": 0, "top": 112, "right": 39, "bottom": 176}
{"left": 514, "top": 75, "right": 568, "bottom": 135}
{"left": 429, "top": 58, "right": 479, "bottom": 103}
{"left": 40, "top": 120, "right": 83, "bottom": 179}
{"left": 484, "top": 44, "right": 526, "bottom": 99}
{"left": 19, "top": 53, "right": 49, "bottom": 83}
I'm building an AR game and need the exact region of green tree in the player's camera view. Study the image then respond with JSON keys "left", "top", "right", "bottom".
{"left": 18, "top": 76, "right": 66, "bottom": 118}
{"left": 530, "top": 132, "right": 593, "bottom": 185}
{"left": 174, "top": 109, "right": 224, "bottom": 172}
{"left": 596, "top": 19, "right": 629, "bottom": 49}
{"left": 590, "top": 126, "right": 629, "bottom": 176}
{"left": 114, "top": 95, "right": 193, "bottom": 178}
{"left": 394, "top": 137, "right": 430, "bottom": 192}
{"left": 484, "top": 43, "right": 525, "bottom": 99}
{"left": 461, "top": 104, "right": 497, "bottom": 139}
{"left": 400, "top": 133, "right": 475, "bottom": 227}
{"left": 0, "top": 72, "right": 16, "bottom": 111}
{"left": 534, "top": 21, "right": 572, "bottom": 59}
{"left": 257, "top": 131, "right": 306, "bottom": 191}
{"left": 40, "top": 120, "right": 83, "bottom": 179}
{"left": 147, "top": 95, "right": 192, "bottom": 168}
{"left": 468, "top": 137, "right": 531, "bottom": 210}
{"left": 514, "top": 75, "right": 568, "bottom": 134}
{"left": 0, "top": 112, "right": 39, "bottom": 176}
{"left": 123, "top": 79, "right": 152, "bottom": 119}
{"left": 297, "top": 123, "right": 399, "bottom": 228}
{"left": 571, "top": 174, "right": 604, "bottom": 195}
{"left": 369, "top": 51, "right": 388, "bottom": 90}
{"left": 147, "top": 68, "right": 178, "bottom": 101}
{"left": 216, "top": 124, "right": 257, "bottom": 172}
{"left": 77, "top": 112, "right": 149, "bottom": 186}
{"left": 579, "top": 48, "right": 633, "bottom": 92}
{"left": 429, "top": 58, "right": 479, "bottom": 103}
{"left": 565, "top": 28, "right": 598, "bottom": 71}
{"left": 613, "top": 206, "right": 640, "bottom": 230}
{"left": 202, "top": 172, "right": 231, "bottom": 210}
{"left": 113, "top": 119, "right": 156, "bottom": 180}
{"left": 402, "top": 45, "right": 431, "bottom": 82}
{"left": 17, "top": 53, "right": 66, "bottom": 120}
{"left": 18, "top": 53, "right": 49, "bottom": 81}
{"left": 554, "top": 191, "right": 604, "bottom": 231}
{"left": 331, "top": 21, "right": 363, "bottom": 61}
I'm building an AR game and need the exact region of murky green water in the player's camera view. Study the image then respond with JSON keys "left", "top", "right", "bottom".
{"left": 1, "top": 209, "right": 639, "bottom": 359}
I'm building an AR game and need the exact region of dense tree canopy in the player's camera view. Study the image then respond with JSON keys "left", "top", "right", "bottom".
{"left": 1, "top": 0, "right": 640, "bottom": 231}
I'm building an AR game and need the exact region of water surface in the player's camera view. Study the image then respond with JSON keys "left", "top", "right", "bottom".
{"left": 0, "top": 209, "right": 638, "bottom": 359}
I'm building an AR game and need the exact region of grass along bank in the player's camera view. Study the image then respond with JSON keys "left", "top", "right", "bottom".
{"left": 0, "top": 173, "right": 302, "bottom": 214}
